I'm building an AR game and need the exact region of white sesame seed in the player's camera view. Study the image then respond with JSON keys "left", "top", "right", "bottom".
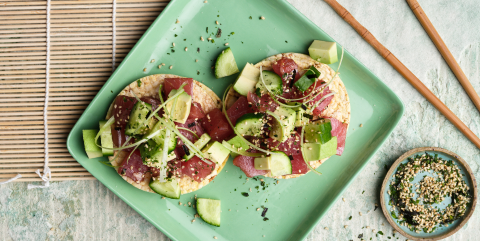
{"left": 260, "top": 16, "right": 265, "bottom": 20}
{"left": 169, "top": 65, "right": 173, "bottom": 69}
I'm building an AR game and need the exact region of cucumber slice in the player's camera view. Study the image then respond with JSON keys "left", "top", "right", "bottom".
{"left": 82, "top": 129, "right": 103, "bottom": 159}
{"left": 99, "top": 120, "right": 114, "bottom": 156}
{"left": 215, "top": 47, "right": 239, "bottom": 78}
{"left": 269, "top": 151, "right": 292, "bottom": 176}
{"left": 234, "top": 113, "right": 265, "bottom": 137}
{"left": 125, "top": 101, "right": 157, "bottom": 136}
{"left": 256, "top": 70, "right": 283, "bottom": 96}
{"left": 149, "top": 178, "right": 181, "bottom": 199}
{"left": 197, "top": 198, "right": 221, "bottom": 227}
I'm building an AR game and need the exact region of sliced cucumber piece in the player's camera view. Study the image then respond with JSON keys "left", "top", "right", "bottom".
{"left": 99, "top": 120, "right": 114, "bottom": 156}
{"left": 233, "top": 63, "right": 260, "bottom": 96}
{"left": 139, "top": 139, "right": 176, "bottom": 167}
{"left": 146, "top": 121, "right": 176, "bottom": 153}
{"left": 215, "top": 47, "right": 239, "bottom": 78}
{"left": 184, "top": 133, "right": 211, "bottom": 160}
{"left": 125, "top": 101, "right": 157, "bottom": 136}
{"left": 234, "top": 113, "right": 265, "bottom": 137}
{"left": 256, "top": 70, "right": 283, "bottom": 96}
{"left": 82, "top": 129, "right": 103, "bottom": 159}
{"left": 269, "top": 151, "right": 292, "bottom": 176}
{"left": 149, "top": 178, "right": 181, "bottom": 199}
{"left": 197, "top": 198, "right": 221, "bottom": 227}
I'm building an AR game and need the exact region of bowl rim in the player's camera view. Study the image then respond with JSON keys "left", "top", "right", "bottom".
{"left": 380, "top": 147, "right": 478, "bottom": 241}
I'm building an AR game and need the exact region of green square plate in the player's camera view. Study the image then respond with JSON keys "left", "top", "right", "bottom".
{"left": 67, "top": 0, "right": 404, "bottom": 240}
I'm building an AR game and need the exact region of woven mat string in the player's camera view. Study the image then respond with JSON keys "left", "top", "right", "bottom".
{"left": 28, "top": 0, "right": 52, "bottom": 189}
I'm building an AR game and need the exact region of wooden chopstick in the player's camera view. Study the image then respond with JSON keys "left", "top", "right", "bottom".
{"left": 323, "top": 0, "right": 480, "bottom": 150}
{"left": 406, "top": 0, "right": 480, "bottom": 113}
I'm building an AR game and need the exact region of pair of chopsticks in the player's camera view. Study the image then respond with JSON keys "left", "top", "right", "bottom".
{"left": 323, "top": 0, "right": 480, "bottom": 149}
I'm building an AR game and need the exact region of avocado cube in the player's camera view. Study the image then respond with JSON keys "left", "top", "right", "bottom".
{"left": 202, "top": 141, "right": 230, "bottom": 166}
{"left": 254, "top": 157, "right": 271, "bottom": 170}
{"left": 82, "top": 129, "right": 103, "bottom": 159}
{"left": 233, "top": 63, "right": 260, "bottom": 96}
{"left": 166, "top": 90, "right": 192, "bottom": 124}
{"left": 125, "top": 102, "right": 157, "bottom": 136}
{"left": 304, "top": 120, "right": 332, "bottom": 144}
{"left": 302, "top": 137, "right": 337, "bottom": 162}
{"left": 270, "top": 106, "right": 296, "bottom": 142}
{"left": 226, "top": 136, "right": 250, "bottom": 158}
{"left": 308, "top": 40, "right": 338, "bottom": 64}
{"left": 185, "top": 133, "right": 212, "bottom": 160}
{"left": 295, "top": 108, "right": 309, "bottom": 127}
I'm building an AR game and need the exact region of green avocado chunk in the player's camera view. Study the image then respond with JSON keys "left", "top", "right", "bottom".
{"left": 166, "top": 89, "right": 192, "bottom": 124}
{"left": 202, "top": 141, "right": 230, "bottom": 166}
{"left": 308, "top": 40, "right": 338, "bottom": 64}
{"left": 270, "top": 106, "right": 296, "bottom": 142}
{"left": 302, "top": 136, "right": 337, "bottom": 162}
{"left": 233, "top": 63, "right": 259, "bottom": 96}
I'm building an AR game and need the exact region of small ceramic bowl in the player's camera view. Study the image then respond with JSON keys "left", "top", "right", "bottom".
{"left": 380, "top": 147, "right": 477, "bottom": 241}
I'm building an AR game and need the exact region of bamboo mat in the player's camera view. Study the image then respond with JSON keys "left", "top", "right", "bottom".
{"left": 0, "top": 0, "right": 170, "bottom": 182}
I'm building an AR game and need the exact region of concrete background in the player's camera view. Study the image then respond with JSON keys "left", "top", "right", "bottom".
{"left": 1, "top": 0, "right": 480, "bottom": 240}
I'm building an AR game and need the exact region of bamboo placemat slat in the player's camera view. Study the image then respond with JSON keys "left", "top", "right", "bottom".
{"left": 0, "top": 0, "right": 170, "bottom": 182}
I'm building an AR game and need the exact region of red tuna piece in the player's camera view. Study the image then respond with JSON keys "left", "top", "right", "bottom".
{"left": 247, "top": 92, "right": 279, "bottom": 112}
{"left": 188, "top": 102, "right": 205, "bottom": 120}
{"left": 227, "top": 96, "right": 255, "bottom": 125}
{"left": 117, "top": 150, "right": 149, "bottom": 182}
{"left": 163, "top": 78, "right": 193, "bottom": 97}
{"left": 112, "top": 95, "right": 137, "bottom": 128}
{"left": 232, "top": 151, "right": 269, "bottom": 177}
{"left": 290, "top": 154, "right": 310, "bottom": 175}
{"left": 328, "top": 117, "right": 347, "bottom": 156}
{"left": 297, "top": 81, "right": 333, "bottom": 116}
{"left": 176, "top": 119, "right": 205, "bottom": 143}
{"left": 181, "top": 156, "right": 216, "bottom": 182}
{"left": 201, "top": 108, "right": 234, "bottom": 142}
{"left": 263, "top": 132, "right": 301, "bottom": 155}
{"left": 272, "top": 58, "right": 298, "bottom": 79}
{"left": 111, "top": 125, "right": 135, "bottom": 152}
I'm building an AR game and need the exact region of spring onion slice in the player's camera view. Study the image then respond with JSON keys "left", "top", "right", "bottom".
{"left": 300, "top": 125, "right": 322, "bottom": 175}
{"left": 94, "top": 116, "right": 115, "bottom": 148}
{"left": 221, "top": 141, "right": 264, "bottom": 157}
{"left": 159, "top": 128, "right": 171, "bottom": 182}
{"left": 177, "top": 127, "right": 199, "bottom": 139}
{"left": 222, "top": 84, "right": 278, "bottom": 156}
{"left": 259, "top": 66, "right": 318, "bottom": 102}
{"left": 304, "top": 47, "right": 344, "bottom": 104}
{"left": 265, "top": 110, "right": 285, "bottom": 149}
{"left": 307, "top": 92, "right": 336, "bottom": 115}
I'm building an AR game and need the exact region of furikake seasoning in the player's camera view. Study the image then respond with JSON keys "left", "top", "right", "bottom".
{"left": 388, "top": 153, "right": 471, "bottom": 233}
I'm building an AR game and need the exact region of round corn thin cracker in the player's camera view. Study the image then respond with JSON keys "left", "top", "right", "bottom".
{"left": 225, "top": 53, "right": 350, "bottom": 179}
{"left": 106, "top": 74, "right": 227, "bottom": 194}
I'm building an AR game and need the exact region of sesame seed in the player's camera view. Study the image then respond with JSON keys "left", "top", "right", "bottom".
{"left": 143, "top": 68, "right": 147, "bottom": 72}
{"left": 359, "top": 123, "right": 363, "bottom": 127}
{"left": 185, "top": 47, "right": 188, "bottom": 51}
{"left": 342, "top": 198, "right": 346, "bottom": 202}
{"left": 208, "top": 37, "right": 212, "bottom": 41}
{"left": 200, "top": 36, "right": 204, "bottom": 41}
{"left": 344, "top": 225, "right": 348, "bottom": 228}
{"left": 213, "top": 237, "right": 217, "bottom": 240}
{"left": 204, "top": 0, "right": 207, "bottom": 2}
{"left": 150, "top": 59, "right": 155, "bottom": 63}
{"left": 225, "top": 43, "right": 229, "bottom": 46}
{"left": 324, "top": 227, "right": 329, "bottom": 230}
{"left": 176, "top": 19, "right": 180, "bottom": 24}
{"left": 169, "top": 65, "right": 173, "bottom": 69}
{"left": 172, "top": 42, "right": 175, "bottom": 47}
{"left": 195, "top": 59, "right": 198, "bottom": 62}
{"left": 257, "top": 208, "right": 260, "bottom": 211}
{"left": 260, "top": 16, "right": 265, "bottom": 20}
{"left": 161, "top": 197, "right": 165, "bottom": 199}
{"left": 215, "top": 21, "right": 219, "bottom": 25}
{"left": 158, "top": 65, "right": 162, "bottom": 69}
{"left": 359, "top": 212, "right": 362, "bottom": 216}
{"left": 162, "top": 63, "right": 165, "bottom": 66}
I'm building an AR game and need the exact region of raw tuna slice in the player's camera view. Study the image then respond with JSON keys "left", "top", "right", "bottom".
{"left": 181, "top": 156, "right": 216, "bottom": 182}
{"left": 174, "top": 142, "right": 186, "bottom": 160}
{"left": 263, "top": 132, "right": 301, "bottom": 155}
{"left": 111, "top": 125, "right": 135, "bottom": 152}
{"left": 149, "top": 167, "right": 161, "bottom": 177}
{"left": 232, "top": 151, "right": 269, "bottom": 177}
{"left": 176, "top": 119, "right": 205, "bottom": 143}
{"left": 167, "top": 159, "right": 182, "bottom": 177}
{"left": 201, "top": 108, "right": 234, "bottom": 142}
{"left": 188, "top": 102, "right": 205, "bottom": 120}
{"left": 328, "top": 117, "right": 347, "bottom": 156}
{"left": 272, "top": 58, "right": 298, "bottom": 80}
{"left": 297, "top": 81, "right": 333, "bottom": 116}
{"left": 112, "top": 95, "right": 137, "bottom": 128}
{"left": 290, "top": 154, "right": 309, "bottom": 175}
{"left": 163, "top": 78, "right": 193, "bottom": 97}
{"left": 227, "top": 96, "right": 254, "bottom": 125}
{"left": 247, "top": 92, "right": 279, "bottom": 112}
{"left": 117, "top": 150, "right": 149, "bottom": 182}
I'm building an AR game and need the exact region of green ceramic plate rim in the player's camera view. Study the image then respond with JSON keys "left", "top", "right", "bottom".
{"left": 66, "top": 0, "right": 405, "bottom": 240}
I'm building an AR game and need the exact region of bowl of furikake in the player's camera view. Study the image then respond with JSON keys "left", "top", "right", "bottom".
{"left": 381, "top": 147, "right": 477, "bottom": 240}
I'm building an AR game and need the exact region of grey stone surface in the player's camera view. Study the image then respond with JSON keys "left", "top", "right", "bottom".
{"left": 1, "top": 0, "right": 479, "bottom": 240}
